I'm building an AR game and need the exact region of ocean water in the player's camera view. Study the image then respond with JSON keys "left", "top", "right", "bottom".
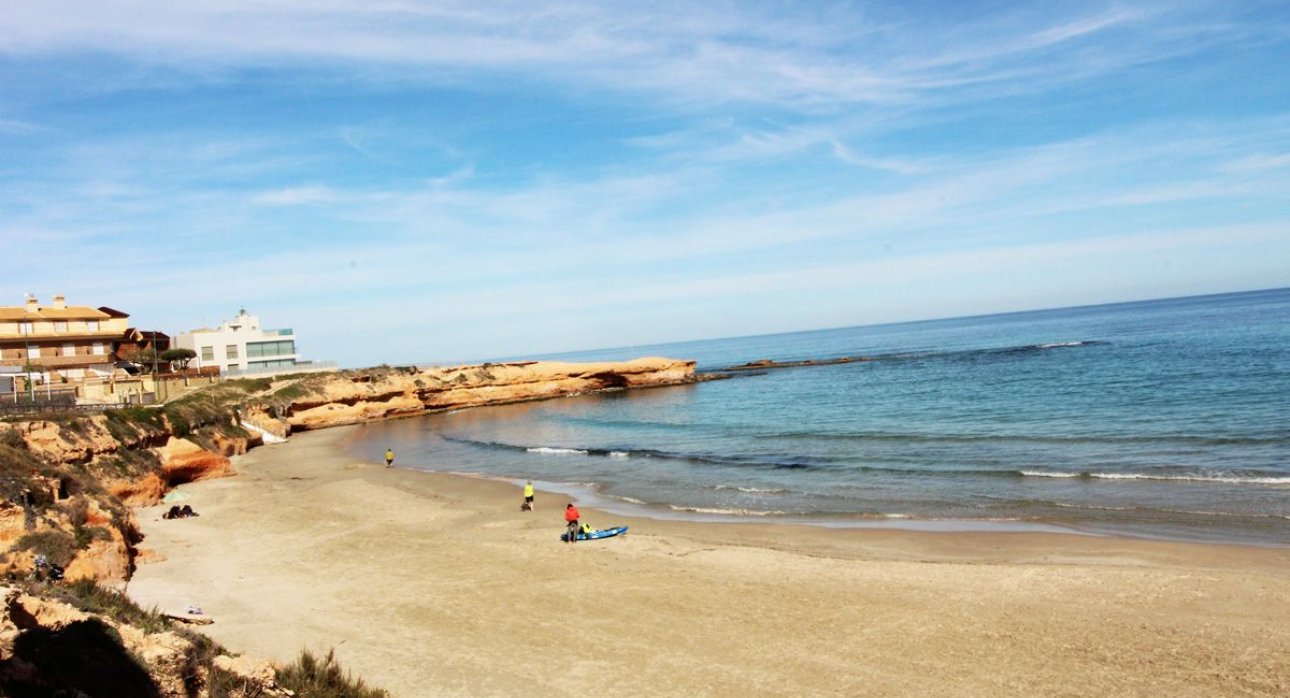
{"left": 350, "top": 288, "right": 1290, "bottom": 546}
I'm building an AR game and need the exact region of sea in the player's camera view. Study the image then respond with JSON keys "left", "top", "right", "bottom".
{"left": 348, "top": 288, "right": 1290, "bottom": 547}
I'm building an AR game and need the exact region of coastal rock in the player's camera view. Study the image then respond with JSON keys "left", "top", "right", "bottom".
{"left": 13, "top": 419, "right": 116, "bottom": 464}
{"left": 64, "top": 536, "right": 131, "bottom": 583}
{"left": 154, "top": 437, "right": 235, "bottom": 486}
{"left": 108, "top": 472, "right": 167, "bottom": 507}
{"left": 241, "top": 406, "right": 291, "bottom": 439}
{"left": 279, "top": 358, "right": 697, "bottom": 431}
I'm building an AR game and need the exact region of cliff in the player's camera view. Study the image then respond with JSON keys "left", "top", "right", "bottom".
{"left": 246, "top": 357, "right": 697, "bottom": 433}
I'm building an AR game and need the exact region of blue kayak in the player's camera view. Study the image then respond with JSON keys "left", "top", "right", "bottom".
{"left": 561, "top": 525, "right": 628, "bottom": 542}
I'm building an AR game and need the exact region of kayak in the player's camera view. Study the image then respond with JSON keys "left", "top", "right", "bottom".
{"left": 560, "top": 525, "right": 628, "bottom": 542}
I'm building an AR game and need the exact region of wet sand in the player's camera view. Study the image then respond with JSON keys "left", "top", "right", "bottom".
{"left": 127, "top": 427, "right": 1290, "bottom": 697}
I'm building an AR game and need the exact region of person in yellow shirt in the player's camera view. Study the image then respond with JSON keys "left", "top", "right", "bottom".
{"left": 522, "top": 480, "right": 535, "bottom": 511}
{"left": 385, "top": 449, "right": 395, "bottom": 467}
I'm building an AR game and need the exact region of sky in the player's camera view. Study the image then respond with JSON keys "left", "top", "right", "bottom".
{"left": 2, "top": 1, "right": 1289, "bottom": 367}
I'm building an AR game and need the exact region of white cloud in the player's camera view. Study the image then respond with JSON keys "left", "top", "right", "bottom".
{"left": 0, "top": 1, "right": 1257, "bottom": 110}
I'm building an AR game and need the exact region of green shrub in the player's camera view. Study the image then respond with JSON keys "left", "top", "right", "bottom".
{"left": 0, "top": 427, "right": 26, "bottom": 450}
{"left": 276, "top": 649, "right": 389, "bottom": 698}
{"left": 14, "top": 530, "right": 77, "bottom": 568}
{"left": 56, "top": 579, "right": 172, "bottom": 635}
{"left": 103, "top": 406, "right": 166, "bottom": 442}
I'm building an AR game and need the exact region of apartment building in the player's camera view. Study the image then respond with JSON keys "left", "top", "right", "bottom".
{"left": 0, "top": 295, "right": 130, "bottom": 380}
{"left": 174, "top": 309, "right": 301, "bottom": 375}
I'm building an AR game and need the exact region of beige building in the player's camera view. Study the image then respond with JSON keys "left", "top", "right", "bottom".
{"left": 0, "top": 295, "right": 131, "bottom": 381}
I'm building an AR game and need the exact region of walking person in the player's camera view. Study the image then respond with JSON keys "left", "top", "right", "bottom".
{"left": 385, "top": 448, "right": 395, "bottom": 467}
{"left": 564, "top": 503, "right": 580, "bottom": 544}
{"left": 523, "top": 480, "right": 535, "bottom": 511}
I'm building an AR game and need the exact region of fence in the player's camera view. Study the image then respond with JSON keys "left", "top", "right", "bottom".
{"left": 222, "top": 361, "right": 338, "bottom": 379}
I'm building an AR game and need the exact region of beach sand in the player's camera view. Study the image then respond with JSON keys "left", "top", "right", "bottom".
{"left": 127, "top": 427, "right": 1290, "bottom": 697}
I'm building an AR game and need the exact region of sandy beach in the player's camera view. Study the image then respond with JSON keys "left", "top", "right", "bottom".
{"left": 126, "top": 426, "right": 1290, "bottom": 697}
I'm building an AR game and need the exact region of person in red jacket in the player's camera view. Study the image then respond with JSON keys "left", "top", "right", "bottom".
{"left": 564, "top": 503, "right": 580, "bottom": 544}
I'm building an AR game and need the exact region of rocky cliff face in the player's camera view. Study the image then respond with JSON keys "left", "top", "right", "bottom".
{"left": 0, "top": 414, "right": 251, "bottom": 586}
{"left": 250, "top": 357, "right": 697, "bottom": 432}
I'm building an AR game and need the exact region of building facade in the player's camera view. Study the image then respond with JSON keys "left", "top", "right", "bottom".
{"left": 0, "top": 295, "right": 130, "bottom": 380}
{"left": 174, "top": 309, "right": 301, "bottom": 375}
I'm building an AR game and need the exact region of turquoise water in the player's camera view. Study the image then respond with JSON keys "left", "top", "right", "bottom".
{"left": 351, "top": 288, "right": 1290, "bottom": 546}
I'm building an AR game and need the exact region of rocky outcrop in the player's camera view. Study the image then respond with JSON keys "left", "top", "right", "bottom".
{"left": 1, "top": 419, "right": 245, "bottom": 584}
{"left": 258, "top": 357, "right": 697, "bottom": 432}
{"left": 154, "top": 437, "right": 236, "bottom": 487}
{"left": 11, "top": 416, "right": 160, "bottom": 465}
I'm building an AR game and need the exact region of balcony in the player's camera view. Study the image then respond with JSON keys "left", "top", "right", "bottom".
{"left": 0, "top": 354, "right": 114, "bottom": 368}
{"left": 262, "top": 328, "right": 294, "bottom": 337}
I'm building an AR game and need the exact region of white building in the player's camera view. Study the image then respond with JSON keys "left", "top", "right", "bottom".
{"left": 175, "top": 309, "right": 302, "bottom": 375}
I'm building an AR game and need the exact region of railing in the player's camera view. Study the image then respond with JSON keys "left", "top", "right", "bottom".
{"left": 222, "top": 361, "right": 337, "bottom": 379}
{"left": 262, "top": 328, "right": 294, "bottom": 337}
{"left": 0, "top": 388, "right": 107, "bottom": 417}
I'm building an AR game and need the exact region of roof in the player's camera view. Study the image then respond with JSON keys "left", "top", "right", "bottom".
{"left": 0, "top": 306, "right": 115, "bottom": 321}
{"left": 98, "top": 306, "right": 130, "bottom": 318}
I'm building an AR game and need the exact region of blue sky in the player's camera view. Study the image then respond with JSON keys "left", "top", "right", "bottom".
{"left": 2, "top": 1, "right": 1288, "bottom": 367}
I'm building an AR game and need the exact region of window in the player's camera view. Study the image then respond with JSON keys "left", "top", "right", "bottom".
{"left": 201, "top": 346, "right": 215, "bottom": 362}
{"left": 246, "top": 340, "right": 295, "bottom": 358}
{"left": 92, "top": 342, "right": 105, "bottom": 356}
{"left": 86, "top": 321, "right": 99, "bottom": 332}
{"left": 248, "top": 358, "right": 297, "bottom": 370}
{"left": 226, "top": 344, "right": 239, "bottom": 359}
{"left": 19, "top": 321, "right": 33, "bottom": 335}
{"left": 27, "top": 345, "right": 40, "bottom": 359}
{"left": 62, "top": 343, "right": 75, "bottom": 357}
{"left": 54, "top": 321, "right": 68, "bottom": 332}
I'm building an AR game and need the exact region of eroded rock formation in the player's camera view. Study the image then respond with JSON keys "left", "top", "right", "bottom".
{"left": 252, "top": 357, "right": 698, "bottom": 432}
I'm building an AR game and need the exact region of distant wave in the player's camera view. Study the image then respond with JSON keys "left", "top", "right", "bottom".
{"left": 667, "top": 505, "right": 785, "bottom": 516}
{"left": 714, "top": 485, "right": 791, "bottom": 494}
{"left": 868, "top": 340, "right": 1107, "bottom": 364}
{"left": 715, "top": 340, "right": 1107, "bottom": 373}
{"left": 1019, "top": 470, "right": 1290, "bottom": 485}
{"left": 1002, "top": 499, "right": 1290, "bottom": 522}
{"left": 444, "top": 435, "right": 828, "bottom": 471}
{"left": 1036, "top": 341, "right": 1096, "bottom": 349}
{"left": 447, "top": 435, "right": 1289, "bottom": 485}
{"left": 764, "top": 431, "right": 1287, "bottom": 448}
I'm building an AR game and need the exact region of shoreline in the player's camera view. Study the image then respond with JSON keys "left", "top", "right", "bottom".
{"left": 127, "top": 426, "right": 1290, "bottom": 696}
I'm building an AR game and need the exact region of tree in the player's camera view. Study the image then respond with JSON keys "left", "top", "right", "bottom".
{"left": 158, "top": 348, "right": 196, "bottom": 373}
{"left": 135, "top": 348, "right": 160, "bottom": 374}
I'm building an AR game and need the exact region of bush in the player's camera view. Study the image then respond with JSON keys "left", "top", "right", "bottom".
{"left": 1, "top": 427, "right": 26, "bottom": 450}
{"left": 14, "top": 530, "right": 77, "bottom": 568}
{"left": 56, "top": 579, "right": 171, "bottom": 635}
{"left": 276, "top": 649, "right": 390, "bottom": 698}
{"left": 103, "top": 407, "right": 166, "bottom": 442}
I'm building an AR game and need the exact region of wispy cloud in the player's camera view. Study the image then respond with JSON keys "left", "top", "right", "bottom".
{"left": 2, "top": 1, "right": 1288, "bottom": 363}
{"left": 0, "top": 1, "right": 1263, "bottom": 110}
